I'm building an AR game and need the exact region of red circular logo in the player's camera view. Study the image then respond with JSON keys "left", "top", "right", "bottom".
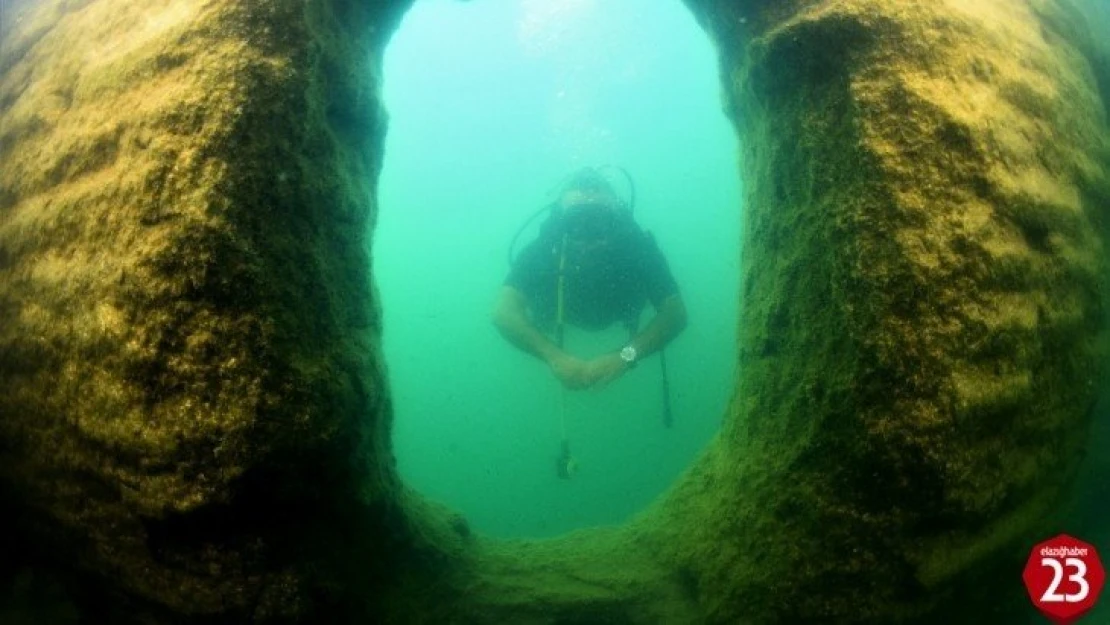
{"left": 1023, "top": 534, "right": 1105, "bottom": 624}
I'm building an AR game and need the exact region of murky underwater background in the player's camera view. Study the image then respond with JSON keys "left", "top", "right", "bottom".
{"left": 376, "top": 0, "right": 741, "bottom": 538}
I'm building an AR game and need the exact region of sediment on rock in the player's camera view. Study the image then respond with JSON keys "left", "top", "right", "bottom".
{"left": 0, "top": 0, "right": 411, "bottom": 621}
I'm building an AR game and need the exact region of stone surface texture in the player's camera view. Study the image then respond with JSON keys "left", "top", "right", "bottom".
{"left": 1, "top": 0, "right": 411, "bottom": 622}
{"left": 0, "top": 0, "right": 1106, "bottom": 623}
{"left": 656, "top": 0, "right": 1109, "bottom": 622}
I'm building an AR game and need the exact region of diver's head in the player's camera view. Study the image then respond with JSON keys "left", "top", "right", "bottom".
{"left": 555, "top": 168, "right": 628, "bottom": 242}
{"left": 557, "top": 167, "right": 623, "bottom": 212}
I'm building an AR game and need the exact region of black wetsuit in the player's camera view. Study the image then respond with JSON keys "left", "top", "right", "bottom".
{"left": 505, "top": 217, "right": 679, "bottom": 332}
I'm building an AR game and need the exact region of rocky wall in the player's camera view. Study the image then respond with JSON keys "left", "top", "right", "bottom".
{"left": 0, "top": 0, "right": 412, "bottom": 622}
{"left": 654, "top": 0, "right": 1110, "bottom": 622}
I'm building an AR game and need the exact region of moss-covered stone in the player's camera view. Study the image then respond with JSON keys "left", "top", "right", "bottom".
{"left": 1, "top": 0, "right": 412, "bottom": 622}
{"left": 0, "top": 0, "right": 1106, "bottom": 623}
{"left": 656, "top": 0, "right": 1109, "bottom": 622}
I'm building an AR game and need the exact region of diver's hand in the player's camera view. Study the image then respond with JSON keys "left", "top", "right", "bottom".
{"left": 547, "top": 353, "right": 594, "bottom": 390}
{"left": 583, "top": 352, "right": 629, "bottom": 388}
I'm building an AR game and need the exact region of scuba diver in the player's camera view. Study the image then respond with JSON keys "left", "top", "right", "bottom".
{"left": 492, "top": 167, "right": 688, "bottom": 392}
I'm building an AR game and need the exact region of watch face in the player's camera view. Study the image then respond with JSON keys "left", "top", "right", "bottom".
{"left": 620, "top": 345, "right": 637, "bottom": 363}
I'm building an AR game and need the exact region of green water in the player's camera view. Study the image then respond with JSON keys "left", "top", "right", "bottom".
{"left": 377, "top": 0, "right": 741, "bottom": 538}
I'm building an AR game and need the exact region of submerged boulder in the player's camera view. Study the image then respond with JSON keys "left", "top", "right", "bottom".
{"left": 661, "top": 0, "right": 1109, "bottom": 621}
{"left": 0, "top": 0, "right": 410, "bottom": 621}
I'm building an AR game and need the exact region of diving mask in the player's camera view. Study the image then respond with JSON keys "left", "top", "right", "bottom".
{"left": 564, "top": 203, "right": 619, "bottom": 240}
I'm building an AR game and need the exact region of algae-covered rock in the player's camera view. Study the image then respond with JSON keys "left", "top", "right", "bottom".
{"left": 654, "top": 0, "right": 1110, "bottom": 621}
{"left": 0, "top": 0, "right": 411, "bottom": 621}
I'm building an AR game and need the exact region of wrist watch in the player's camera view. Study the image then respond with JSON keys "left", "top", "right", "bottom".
{"left": 619, "top": 344, "right": 638, "bottom": 368}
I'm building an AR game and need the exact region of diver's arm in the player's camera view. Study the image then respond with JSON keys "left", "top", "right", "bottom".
{"left": 587, "top": 294, "right": 687, "bottom": 388}
{"left": 492, "top": 286, "right": 565, "bottom": 363}
{"left": 627, "top": 294, "right": 687, "bottom": 359}
{"left": 492, "top": 287, "right": 594, "bottom": 389}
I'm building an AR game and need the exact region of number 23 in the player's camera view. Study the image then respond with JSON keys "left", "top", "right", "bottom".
{"left": 1041, "top": 557, "right": 1090, "bottom": 603}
